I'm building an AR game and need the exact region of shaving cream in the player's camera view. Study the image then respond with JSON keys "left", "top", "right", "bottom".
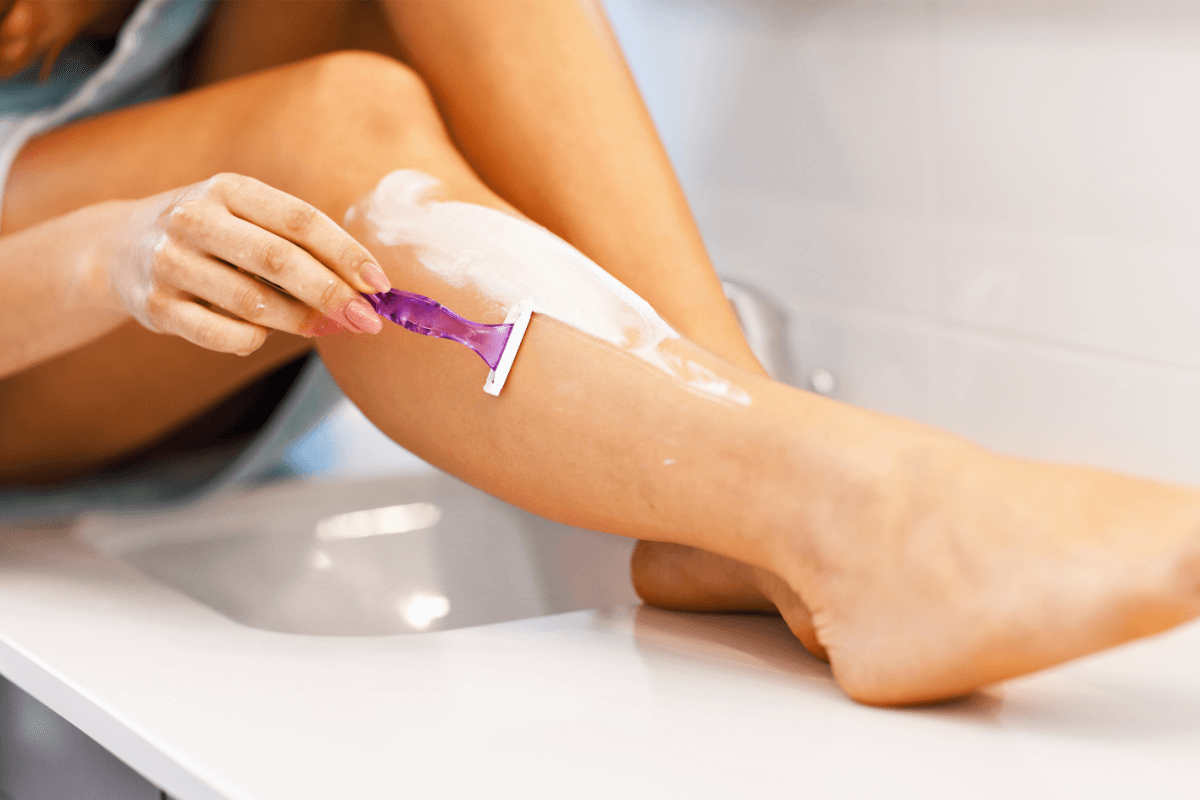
{"left": 348, "top": 170, "right": 750, "bottom": 406}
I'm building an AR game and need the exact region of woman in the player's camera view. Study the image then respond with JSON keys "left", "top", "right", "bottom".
{"left": 2, "top": 0, "right": 1199, "bottom": 706}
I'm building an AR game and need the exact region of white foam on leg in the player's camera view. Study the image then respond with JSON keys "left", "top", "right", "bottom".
{"left": 350, "top": 171, "right": 751, "bottom": 407}
{"left": 483, "top": 300, "right": 534, "bottom": 396}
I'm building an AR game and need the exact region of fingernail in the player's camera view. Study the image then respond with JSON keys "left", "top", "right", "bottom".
{"left": 361, "top": 262, "right": 391, "bottom": 293}
{"left": 4, "top": 39, "right": 25, "bottom": 61}
{"left": 309, "top": 316, "right": 344, "bottom": 337}
{"left": 345, "top": 299, "right": 383, "bottom": 334}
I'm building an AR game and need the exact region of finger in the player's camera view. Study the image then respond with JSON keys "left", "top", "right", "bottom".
{"left": 0, "top": 1, "right": 29, "bottom": 40}
{"left": 180, "top": 207, "right": 382, "bottom": 334}
{"left": 165, "top": 195, "right": 381, "bottom": 333}
{"left": 37, "top": 36, "right": 66, "bottom": 81}
{"left": 156, "top": 297, "right": 271, "bottom": 356}
{"left": 35, "top": 0, "right": 93, "bottom": 80}
{"left": 0, "top": 35, "right": 27, "bottom": 73}
{"left": 207, "top": 173, "right": 389, "bottom": 295}
{"left": 0, "top": 2, "right": 34, "bottom": 78}
{"left": 0, "top": 1, "right": 19, "bottom": 26}
{"left": 171, "top": 250, "right": 324, "bottom": 337}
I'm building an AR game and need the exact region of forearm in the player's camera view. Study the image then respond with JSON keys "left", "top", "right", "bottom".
{"left": 383, "top": 0, "right": 759, "bottom": 371}
{"left": 0, "top": 201, "right": 130, "bottom": 378}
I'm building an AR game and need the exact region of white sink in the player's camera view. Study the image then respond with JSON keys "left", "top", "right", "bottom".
{"left": 76, "top": 473, "right": 638, "bottom": 636}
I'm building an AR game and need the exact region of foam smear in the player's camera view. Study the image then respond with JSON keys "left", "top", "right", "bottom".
{"left": 348, "top": 170, "right": 751, "bottom": 406}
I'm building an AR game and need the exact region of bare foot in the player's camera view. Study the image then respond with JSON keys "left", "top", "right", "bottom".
{"left": 634, "top": 440, "right": 1200, "bottom": 707}
{"left": 782, "top": 441, "right": 1200, "bottom": 705}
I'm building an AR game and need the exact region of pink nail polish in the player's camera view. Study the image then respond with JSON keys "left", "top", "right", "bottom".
{"left": 362, "top": 263, "right": 391, "bottom": 293}
{"left": 345, "top": 299, "right": 383, "bottom": 334}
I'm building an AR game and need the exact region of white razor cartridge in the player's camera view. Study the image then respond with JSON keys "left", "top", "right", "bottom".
{"left": 483, "top": 300, "right": 534, "bottom": 396}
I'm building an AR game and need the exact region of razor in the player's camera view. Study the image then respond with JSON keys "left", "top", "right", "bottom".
{"left": 362, "top": 290, "right": 534, "bottom": 396}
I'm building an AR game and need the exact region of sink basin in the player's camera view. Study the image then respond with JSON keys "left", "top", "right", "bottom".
{"left": 76, "top": 473, "right": 638, "bottom": 636}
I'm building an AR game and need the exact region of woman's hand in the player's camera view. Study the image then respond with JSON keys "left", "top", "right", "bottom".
{"left": 0, "top": 0, "right": 136, "bottom": 80}
{"left": 101, "top": 173, "right": 391, "bottom": 355}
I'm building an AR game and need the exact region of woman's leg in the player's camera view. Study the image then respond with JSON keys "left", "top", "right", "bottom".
{"left": 184, "top": 0, "right": 778, "bottom": 613}
{"left": 0, "top": 51, "right": 466, "bottom": 478}
{"left": 5, "top": 52, "right": 1200, "bottom": 704}
{"left": 315, "top": 156, "right": 1200, "bottom": 705}
{"left": 11, "top": 0, "right": 776, "bottom": 616}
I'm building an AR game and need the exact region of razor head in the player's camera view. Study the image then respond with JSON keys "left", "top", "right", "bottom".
{"left": 484, "top": 300, "right": 534, "bottom": 396}
{"left": 363, "top": 289, "right": 533, "bottom": 396}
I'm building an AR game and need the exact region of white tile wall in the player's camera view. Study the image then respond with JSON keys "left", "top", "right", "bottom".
{"left": 933, "top": 327, "right": 1200, "bottom": 485}
{"left": 606, "top": 0, "right": 1200, "bottom": 484}
{"left": 933, "top": 3, "right": 1200, "bottom": 243}
{"left": 781, "top": 296, "right": 939, "bottom": 425}
{"left": 933, "top": 3, "right": 1200, "bottom": 368}
{"left": 937, "top": 218, "right": 1200, "bottom": 370}
{"left": 700, "top": 187, "right": 938, "bottom": 316}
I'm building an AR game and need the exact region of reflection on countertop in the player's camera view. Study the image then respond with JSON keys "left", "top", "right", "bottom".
{"left": 77, "top": 474, "right": 637, "bottom": 637}
{"left": 2, "top": 485, "right": 1200, "bottom": 798}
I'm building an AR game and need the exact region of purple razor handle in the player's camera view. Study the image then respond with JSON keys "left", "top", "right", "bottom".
{"left": 363, "top": 289, "right": 534, "bottom": 396}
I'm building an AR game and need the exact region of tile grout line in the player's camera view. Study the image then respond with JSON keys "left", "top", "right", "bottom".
{"left": 780, "top": 291, "right": 1200, "bottom": 381}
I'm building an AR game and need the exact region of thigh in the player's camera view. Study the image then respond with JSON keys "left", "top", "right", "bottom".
{"left": 3, "top": 52, "right": 460, "bottom": 232}
{"left": 0, "top": 51, "right": 468, "bottom": 481}
{"left": 185, "top": 0, "right": 404, "bottom": 88}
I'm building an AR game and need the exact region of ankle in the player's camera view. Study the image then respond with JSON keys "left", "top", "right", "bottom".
{"left": 770, "top": 409, "right": 981, "bottom": 583}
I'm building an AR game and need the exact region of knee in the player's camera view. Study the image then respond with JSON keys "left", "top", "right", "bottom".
{"left": 277, "top": 51, "right": 445, "bottom": 150}
{"left": 305, "top": 50, "right": 429, "bottom": 104}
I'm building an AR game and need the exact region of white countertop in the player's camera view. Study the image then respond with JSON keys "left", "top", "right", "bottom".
{"left": 3, "top": 512, "right": 1200, "bottom": 799}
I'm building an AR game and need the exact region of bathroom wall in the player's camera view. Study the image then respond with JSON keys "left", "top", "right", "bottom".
{"left": 605, "top": 0, "right": 1200, "bottom": 485}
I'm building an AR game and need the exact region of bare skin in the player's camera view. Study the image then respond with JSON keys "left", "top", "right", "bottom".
{"left": 336, "top": 164, "right": 1200, "bottom": 705}
{"left": 0, "top": 0, "right": 136, "bottom": 80}
{"left": 376, "top": 0, "right": 775, "bottom": 615}
{"left": 3, "top": 0, "right": 770, "bottom": 614}
{"left": 3, "top": 7, "right": 1200, "bottom": 705}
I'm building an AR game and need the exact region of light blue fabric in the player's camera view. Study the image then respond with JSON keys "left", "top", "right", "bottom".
{"left": 0, "top": 0, "right": 216, "bottom": 208}
{"left": 0, "top": 0, "right": 347, "bottom": 521}
{"left": 0, "top": 356, "right": 345, "bottom": 523}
